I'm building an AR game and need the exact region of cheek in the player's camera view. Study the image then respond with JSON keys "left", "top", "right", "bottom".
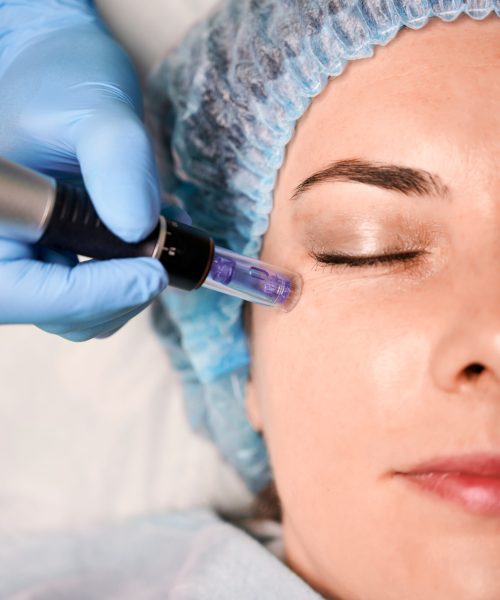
{"left": 250, "top": 278, "right": 433, "bottom": 497}
{"left": 249, "top": 282, "right": 439, "bottom": 595}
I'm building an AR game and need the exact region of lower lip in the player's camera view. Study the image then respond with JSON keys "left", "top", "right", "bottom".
{"left": 399, "top": 472, "right": 500, "bottom": 516}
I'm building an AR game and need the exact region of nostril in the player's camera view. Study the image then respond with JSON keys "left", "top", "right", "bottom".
{"left": 464, "top": 363, "right": 485, "bottom": 378}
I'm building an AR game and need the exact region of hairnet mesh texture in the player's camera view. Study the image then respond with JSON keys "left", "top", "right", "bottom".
{"left": 146, "top": 0, "right": 499, "bottom": 493}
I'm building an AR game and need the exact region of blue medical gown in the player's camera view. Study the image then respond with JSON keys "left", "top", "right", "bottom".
{"left": 0, "top": 508, "right": 323, "bottom": 599}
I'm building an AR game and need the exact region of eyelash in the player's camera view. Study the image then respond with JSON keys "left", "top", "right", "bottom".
{"left": 311, "top": 249, "right": 427, "bottom": 271}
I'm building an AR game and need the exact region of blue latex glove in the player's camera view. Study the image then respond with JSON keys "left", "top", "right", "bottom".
{"left": 0, "top": 0, "right": 170, "bottom": 341}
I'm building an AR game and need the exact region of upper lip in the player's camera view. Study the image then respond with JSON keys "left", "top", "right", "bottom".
{"left": 397, "top": 453, "right": 500, "bottom": 477}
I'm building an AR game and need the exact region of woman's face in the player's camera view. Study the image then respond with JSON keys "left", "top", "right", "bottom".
{"left": 245, "top": 15, "right": 500, "bottom": 600}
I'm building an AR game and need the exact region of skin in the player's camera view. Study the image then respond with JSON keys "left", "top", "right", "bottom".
{"left": 245, "top": 15, "right": 500, "bottom": 600}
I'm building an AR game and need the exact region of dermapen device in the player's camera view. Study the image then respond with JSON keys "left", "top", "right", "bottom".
{"left": 0, "top": 156, "right": 301, "bottom": 311}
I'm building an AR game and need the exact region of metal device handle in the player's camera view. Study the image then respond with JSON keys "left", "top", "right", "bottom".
{"left": 0, "top": 156, "right": 214, "bottom": 291}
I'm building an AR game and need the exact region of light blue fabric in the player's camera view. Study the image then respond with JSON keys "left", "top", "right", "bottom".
{"left": 147, "top": 0, "right": 500, "bottom": 493}
{"left": 0, "top": 0, "right": 168, "bottom": 341}
{"left": 0, "top": 509, "right": 323, "bottom": 599}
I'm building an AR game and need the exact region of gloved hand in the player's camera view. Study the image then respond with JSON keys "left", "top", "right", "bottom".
{"left": 0, "top": 0, "right": 170, "bottom": 341}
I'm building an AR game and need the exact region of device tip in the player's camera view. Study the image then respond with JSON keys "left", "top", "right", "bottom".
{"left": 276, "top": 272, "right": 302, "bottom": 312}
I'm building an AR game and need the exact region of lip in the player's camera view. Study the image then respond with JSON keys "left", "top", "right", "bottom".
{"left": 401, "top": 453, "right": 500, "bottom": 477}
{"left": 395, "top": 453, "right": 500, "bottom": 517}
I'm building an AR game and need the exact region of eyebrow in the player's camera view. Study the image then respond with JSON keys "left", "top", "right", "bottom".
{"left": 291, "top": 158, "right": 450, "bottom": 201}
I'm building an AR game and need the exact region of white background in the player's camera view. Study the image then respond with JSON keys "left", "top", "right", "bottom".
{"left": 0, "top": 0, "right": 254, "bottom": 536}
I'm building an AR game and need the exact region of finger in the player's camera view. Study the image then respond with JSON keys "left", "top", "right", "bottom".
{"left": 73, "top": 105, "right": 161, "bottom": 243}
{"left": 0, "top": 256, "right": 167, "bottom": 325}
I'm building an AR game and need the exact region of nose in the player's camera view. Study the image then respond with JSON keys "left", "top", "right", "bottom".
{"left": 430, "top": 304, "right": 500, "bottom": 395}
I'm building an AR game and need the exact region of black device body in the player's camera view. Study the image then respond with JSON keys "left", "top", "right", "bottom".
{"left": 38, "top": 183, "right": 214, "bottom": 291}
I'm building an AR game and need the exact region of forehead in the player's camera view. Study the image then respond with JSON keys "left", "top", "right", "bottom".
{"left": 277, "top": 15, "right": 500, "bottom": 196}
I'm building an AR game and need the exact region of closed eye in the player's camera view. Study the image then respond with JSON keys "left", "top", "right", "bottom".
{"left": 310, "top": 249, "right": 427, "bottom": 270}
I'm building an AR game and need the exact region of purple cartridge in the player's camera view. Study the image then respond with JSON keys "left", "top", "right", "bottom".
{"left": 203, "top": 246, "right": 301, "bottom": 312}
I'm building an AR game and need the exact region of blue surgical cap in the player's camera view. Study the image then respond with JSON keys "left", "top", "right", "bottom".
{"left": 146, "top": 0, "right": 499, "bottom": 494}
